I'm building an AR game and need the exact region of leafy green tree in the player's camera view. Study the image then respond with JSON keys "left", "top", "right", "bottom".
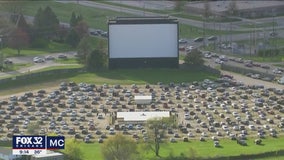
{"left": 66, "top": 28, "right": 80, "bottom": 47}
{"left": 258, "top": 49, "right": 265, "bottom": 58}
{"left": 144, "top": 117, "right": 175, "bottom": 157}
{"left": 77, "top": 35, "right": 93, "bottom": 64}
{"left": 70, "top": 12, "right": 83, "bottom": 28}
{"left": 86, "top": 48, "right": 107, "bottom": 71}
{"left": 184, "top": 49, "right": 204, "bottom": 65}
{"left": 70, "top": 12, "right": 77, "bottom": 27}
{"left": 27, "top": 122, "right": 40, "bottom": 135}
{"left": 64, "top": 138, "right": 84, "bottom": 160}
{"left": 75, "top": 21, "right": 89, "bottom": 39}
{"left": 33, "top": 6, "right": 59, "bottom": 40}
{"left": 33, "top": 7, "right": 43, "bottom": 26}
{"left": 101, "top": 134, "right": 139, "bottom": 160}
{"left": 57, "top": 25, "right": 69, "bottom": 43}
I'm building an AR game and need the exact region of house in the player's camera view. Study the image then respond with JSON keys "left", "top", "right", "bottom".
{"left": 0, "top": 147, "right": 22, "bottom": 160}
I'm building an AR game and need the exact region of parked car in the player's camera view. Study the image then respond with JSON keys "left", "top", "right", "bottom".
{"left": 101, "top": 31, "right": 108, "bottom": 37}
{"left": 207, "top": 36, "right": 217, "bottom": 41}
{"left": 4, "top": 59, "right": 13, "bottom": 64}
{"left": 45, "top": 55, "right": 55, "bottom": 60}
{"left": 179, "top": 39, "right": 187, "bottom": 44}
{"left": 33, "top": 57, "right": 45, "bottom": 63}
{"left": 58, "top": 54, "right": 67, "bottom": 59}
{"left": 194, "top": 37, "right": 204, "bottom": 42}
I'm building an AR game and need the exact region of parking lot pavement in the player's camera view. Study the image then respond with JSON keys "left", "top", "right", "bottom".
{"left": 221, "top": 71, "right": 284, "bottom": 89}
{"left": 0, "top": 79, "right": 283, "bottom": 144}
{"left": 0, "top": 52, "right": 78, "bottom": 75}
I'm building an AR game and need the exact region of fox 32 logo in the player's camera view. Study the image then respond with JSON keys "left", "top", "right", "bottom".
{"left": 13, "top": 136, "right": 65, "bottom": 150}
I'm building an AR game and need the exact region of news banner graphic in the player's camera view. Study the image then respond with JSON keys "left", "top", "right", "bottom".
{"left": 13, "top": 136, "right": 65, "bottom": 155}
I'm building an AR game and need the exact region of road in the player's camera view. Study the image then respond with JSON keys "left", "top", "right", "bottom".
{"left": 1, "top": 1, "right": 283, "bottom": 89}
{"left": 3, "top": 1, "right": 282, "bottom": 45}
{"left": 202, "top": 57, "right": 284, "bottom": 89}
{"left": 58, "top": 1, "right": 284, "bottom": 32}
{"left": 0, "top": 52, "right": 77, "bottom": 77}
{"left": 221, "top": 70, "right": 284, "bottom": 89}
{"left": 56, "top": 0, "right": 284, "bottom": 49}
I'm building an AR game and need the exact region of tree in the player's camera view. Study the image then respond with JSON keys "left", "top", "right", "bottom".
{"left": 56, "top": 24, "right": 69, "bottom": 43}
{"left": 77, "top": 35, "right": 93, "bottom": 64}
{"left": 86, "top": 48, "right": 107, "bottom": 71}
{"left": 70, "top": 12, "right": 83, "bottom": 28}
{"left": 43, "top": 6, "right": 59, "bottom": 39}
{"left": 33, "top": 6, "right": 59, "bottom": 40}
{"left": 70, "top": 12, "right": 77, "bottom": 28}
{"left": 27, "top": 122, "right": 40, "bottom": 135}
{"left": 203, "top": 1, "right": 211, "bottom": 20}
{"left": 202, "top": 1, "right": 211, "bottom": 47}
{"left": 64, "top": 138, "right": 84, "bottom": 160}
{"left": 184, "top": 49, "right": 204, "bottom": 65}
{"left": 101, "top": 134, "right": 139, "bottom": 160}
{"left": 66, "top": 28, "right": 80, "bottom": 47}
{"left": 144, "top": 117, "right": 176, "bottom": 157}
{"left": 7, "top": 28, "right": 29, "bottom": 55}
{"left": 75, "top": 20, "right": 89, "bottom": 39}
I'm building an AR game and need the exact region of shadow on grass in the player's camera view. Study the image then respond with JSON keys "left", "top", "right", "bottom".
{"left": 95, "top": 65, "right": 218, "bottom": 84}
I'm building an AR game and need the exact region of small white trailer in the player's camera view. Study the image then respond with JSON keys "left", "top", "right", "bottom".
{"left": 134, "top": 95, "right": 152, "bottom": 105}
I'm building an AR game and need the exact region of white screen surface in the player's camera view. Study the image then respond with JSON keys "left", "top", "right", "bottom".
{"left": 109, "top": 24, "right": 178, "bottom": 58}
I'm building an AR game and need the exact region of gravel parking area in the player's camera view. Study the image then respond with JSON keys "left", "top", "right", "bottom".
{"left": 0, "top": 77, "right": 283, "bottom": 144}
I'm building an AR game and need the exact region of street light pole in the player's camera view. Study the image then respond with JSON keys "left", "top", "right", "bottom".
{"left": 0, "top": 36, "right": 3, "bottom": 70}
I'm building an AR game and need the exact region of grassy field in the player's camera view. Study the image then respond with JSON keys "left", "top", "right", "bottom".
{"left": 0, "top": 1, "right": 133, "bottom": 31}
{"left": 1, "top": 1, "right": 246, "bottom": 39}
{"left": 54, "top": 58, "right": 80, "bottom": 64}
{"left": 0, "top": 67, "right": 217, "bottom": 95}
{"left": 100, "top": 1, "right": 242, "bottom": 23}
{"left": 59, "top": 136, "right": 284, "bottom": 160}
{"left": 2, "top": 41, "right": 72, "bottom": 57}
{"left": 239, "top": 22, "right": 278, "bottom": 28}
{"left": 1, "top": 137, "right": 283, "bottom": 160}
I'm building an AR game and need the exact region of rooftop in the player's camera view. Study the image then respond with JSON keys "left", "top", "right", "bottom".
{"left": 117, "top": 111, "right": 170, "bottom": 122}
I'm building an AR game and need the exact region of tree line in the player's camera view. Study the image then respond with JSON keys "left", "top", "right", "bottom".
{"left": 0, "top": 5, "right": 106, "bottom": 71}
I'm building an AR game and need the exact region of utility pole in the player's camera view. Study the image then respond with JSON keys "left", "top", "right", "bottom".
{"left": 272, "top": 9, "right": 277, "bottom": 50}
{"left": 230, "top": 22, "right": 232, "bottom": 54}
{"left": 249, "top": 31, "right": 252, "bottom": 56}
{"left": 143, "top": 0, "right": 145, "bottom": 16}
{"left": 213, "top": 16, "right": 216, "bottom": 51}
{"left": 0, "top": 36, "right": 3, "bottom": 71}
{"left": 219, "top": 22, "right": 221, "bottom": 53}
{"left": 203, "top": 17, "right": 205, "bottom": 47}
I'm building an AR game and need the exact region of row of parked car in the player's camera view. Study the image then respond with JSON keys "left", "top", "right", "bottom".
{"left": 179, "top": 36, "right": 217, "bottom": 45}
{"left": 89, "top": 29, "right": 108, "bottom": 38}
{"left": 33, "top": 54, "right": 68, "bottom": 63}
{"left": 0, "top": 78, "right": 283, "bottom": 145}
